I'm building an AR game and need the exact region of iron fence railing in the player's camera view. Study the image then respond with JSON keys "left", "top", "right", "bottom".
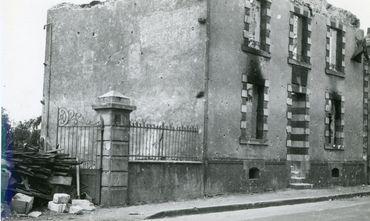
{"left": 129, "top": 121, "right": 202, "bottom": 162}
{"left": 56, "top": 124, "right": 102, "bottom": 169}
{"left": 56, "top": 108, "right": 203, "bottom": 164}
{"left": 56, "top": 107, "right": 102, "bottom": 169}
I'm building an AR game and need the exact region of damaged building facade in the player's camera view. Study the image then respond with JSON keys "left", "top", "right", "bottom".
{"left": 42, "top": 0, "right": 370, "bottom": 205}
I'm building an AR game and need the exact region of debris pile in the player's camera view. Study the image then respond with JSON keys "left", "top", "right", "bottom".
{"left": 6, "top": 146, "right": 82, "bottom": 200}
{"left": 48, "top": 194, "right": 95, "bottom": 214}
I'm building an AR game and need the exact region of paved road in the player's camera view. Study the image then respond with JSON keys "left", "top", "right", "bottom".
{"left": 154, "top": 196, "right": 370, "bottom": 221}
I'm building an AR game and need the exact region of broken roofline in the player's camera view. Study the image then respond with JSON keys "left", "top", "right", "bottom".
{"left": 49, "top": 0, "right": 112, "bottom": 11}
{"left": 48, "top": 0, "right": 360, "bottom": 27}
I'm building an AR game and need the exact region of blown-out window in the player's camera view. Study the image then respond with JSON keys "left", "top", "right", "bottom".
{"left": 240, "top": 75, "right": 269, "bottom": 144}
{"left": 243, "top": 0, "right": 272, "bottom": 55}
{"left": 328, "top": 27, "right": 344, "bottom": 72}
{"left": 325, "top": 92, "right": 345, "bottom": 150}
{"left": 288, "top": 4, "right": 312, "bottom": 65}
{"left": 325, "top": 20, "right": 346, "bottom": 77}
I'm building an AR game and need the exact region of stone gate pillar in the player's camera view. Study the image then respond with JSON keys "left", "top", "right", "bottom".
{"left": 92, "top": 90, "right": 136, "bottom": 207}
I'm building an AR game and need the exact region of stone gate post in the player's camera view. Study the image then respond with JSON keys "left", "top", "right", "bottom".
{"left": 92, "top": 90, "right": 136, "bottom": 207}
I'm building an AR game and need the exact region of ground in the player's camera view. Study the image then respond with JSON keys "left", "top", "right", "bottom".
{"left": 160, "top": 196, "right": 370, "bottom": 221}
{"left": 4, "top": 196, "right": 370, "bottom": 221}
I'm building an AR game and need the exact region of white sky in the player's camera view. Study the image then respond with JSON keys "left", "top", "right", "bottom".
{"left": 1, "top": 0, "right": 370, "bottom": 122}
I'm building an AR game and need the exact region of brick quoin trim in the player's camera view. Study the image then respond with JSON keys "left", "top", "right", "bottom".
{"left": 286, "top": 84, "right": 310, "bottom": 155}
{"left": 364, "top": 65, "right": 369, "bottom": 158}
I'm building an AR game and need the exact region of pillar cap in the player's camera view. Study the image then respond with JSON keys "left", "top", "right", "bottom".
{"left": 92, "top": 90, "right": 136, "bottom": 111}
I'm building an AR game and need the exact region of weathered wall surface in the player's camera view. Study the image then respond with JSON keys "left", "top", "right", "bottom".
{"left": 206, "top": 0, "right": 291, "bottom": 160}
{"left": 308, "top": 162, "right": 366, "bottom": 187}
{"left": 205, "top": 160, "right": 288, "bottom": 195}
{"left": 128, "top": 162, "right": 203, "bottom": 204}
{"left": 207, "top": 0, "right": 364, "bottom": 160}
{"left": 205, "top": 0, "right": 366, "bottom": 193}
{"left": 42, "top": 0, "right": 207, "bottom": 147}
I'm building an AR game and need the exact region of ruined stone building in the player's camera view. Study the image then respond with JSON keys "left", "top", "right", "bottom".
{"left": 41, "top": 0, "right": 370, "bottom": 204}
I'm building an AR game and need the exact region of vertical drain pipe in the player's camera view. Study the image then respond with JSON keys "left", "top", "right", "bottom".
{"left": 202, "top": 0, "right": 211, "bottom": 197}
{"left": 43, "top": 23, "right": 53, "bottom": 150}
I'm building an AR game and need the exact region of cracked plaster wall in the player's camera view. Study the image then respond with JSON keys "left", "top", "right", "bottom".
{"left": 42, "top": 0, "right": 207, "bottom": 147}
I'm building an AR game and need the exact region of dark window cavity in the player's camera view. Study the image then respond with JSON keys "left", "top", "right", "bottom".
{"left": 249, "top": 167, "right": 261, "bottom": 179}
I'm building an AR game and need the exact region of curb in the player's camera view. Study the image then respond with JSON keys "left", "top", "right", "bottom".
{"left": 145, "top": 191, "right": 370, "bottom": 219}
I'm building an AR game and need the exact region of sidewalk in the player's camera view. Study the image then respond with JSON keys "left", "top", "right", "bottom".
{"left": 8, "top": 185, "right": 370, "bottom": 221}
{"left": 75, "top": 185, "right": 370, "bottom": 221}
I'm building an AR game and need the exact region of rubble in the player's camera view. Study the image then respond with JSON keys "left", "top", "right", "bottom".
{"left": 68, "top": 205, "right": 84, "bottom": 214}
{"left": 71, "top": 199, "right": 96, "bottom": 211}
{"left": 11, "top": 193, "right": 34, "bottom": 214}
{"left": 48, "top": 201, "right": 67, "bottom": 213}
{"left": 53, "top": 193, "right": 70, "bottom": 204}
{"left": 5, "top": 146, "right": 82, "bottom": 200}
{"left": 28, "top": 211, "right": 42, "bottom": 218}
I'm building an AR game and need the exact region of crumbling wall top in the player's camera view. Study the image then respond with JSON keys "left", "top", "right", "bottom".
{"left": 49, "top": 0, "right": 116, "bottom": 11}
{"left": 290, "top": 0, "right": 360, "bottom": 28}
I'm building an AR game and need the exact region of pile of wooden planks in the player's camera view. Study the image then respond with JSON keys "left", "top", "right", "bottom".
{"left": 6, "top": 146, "right": 82, "bottom": 200}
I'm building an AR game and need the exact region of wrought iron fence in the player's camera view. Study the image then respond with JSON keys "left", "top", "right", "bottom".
{"left": 56, "top": 108, "right": 203, "bottom": 165}
{"left": 56, "top": 108, "right": 102, "bottom": 169}
{"left": 129, "top": 121, "right": 202, "bottom": 162}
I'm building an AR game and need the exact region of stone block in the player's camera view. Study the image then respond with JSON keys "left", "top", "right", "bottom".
{"left": 53, "top": 193, "right": 70, "bottom": 204}
{"left": 68, "top": 205, "right": 84, "bottom": 214}
{"left": 49, "top": 176, "right": 72, "bottom": 186}
{"left": 100, "top": 187, "right": 127, "bottom": 207}
{"left": 98, "top": 110, "right": 130, "bottom": 126}
{"left": 71, "top": 199, "right": 95, "bottom": 211}
{"left": 102, "top": 156, "right": 128, "bottom": 171}
{"left": 101, "top": 171, "right": 128, "bottom": 186}
{"left": 103, "top": 126, "right": 130, "bottom": 141}
{"left": 48, "top": 201, "right": 67, "bottom": 213}
{"left": 11, "top": 193, "right": 34, "bottom": 214}
{"left": 101, "top": 141, "right": 129, "bottom": 156}
{"left": 28, "top": 211, "right": 42, "bottom": 218}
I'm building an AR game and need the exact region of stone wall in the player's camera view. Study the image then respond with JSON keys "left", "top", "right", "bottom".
{"left": 205, "top": 159, "right": 288, "bottom": 196}
{"left": 42, "top": 0, "right": 207, "bottom": 147}
{"left": 128, "top": 162, "right": 203, "bottom": 204}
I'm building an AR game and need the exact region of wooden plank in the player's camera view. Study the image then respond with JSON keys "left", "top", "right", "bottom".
{"left": 48, "top": 176, "right": 72, "bottom": 186}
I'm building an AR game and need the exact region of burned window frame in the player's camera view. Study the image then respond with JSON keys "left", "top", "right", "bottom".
{"left": 288, "top": 4, "right": 312, "bottom": 68}
{"left": 242, "top": 0, "right": 272, "bottom": 58}
{"left": 324, "top": 92, "right": 345, "bottom": 150}
{"left": 325, "top": 20, "right": 346, "bottom": 78}
{"left": 240, "top": 74, "right": 269, "bottom": 145}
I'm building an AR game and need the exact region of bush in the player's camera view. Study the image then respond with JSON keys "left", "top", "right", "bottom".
{"left": 13, "top": 116, "right": 42, "bottom": 149}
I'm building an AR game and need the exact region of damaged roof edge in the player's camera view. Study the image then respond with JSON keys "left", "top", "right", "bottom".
{"left": 326, "top": 3, "right": 361, "bottom": 28}
{"left": 49, "top": 0, "right": 115, "bottom": 11}
{"left": 48, "top": 0, "right": 360, "bottom": 28}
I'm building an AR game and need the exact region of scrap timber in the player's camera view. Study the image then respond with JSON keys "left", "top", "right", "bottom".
{"left": 6, "top": 146, "right": 82, "bottom": 200}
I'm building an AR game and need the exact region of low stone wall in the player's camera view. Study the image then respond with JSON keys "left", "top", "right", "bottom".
{"left": 128, "top": 162, "right": 203, "bottom": 205}
{"left": 308, "top": 161, "right": 366, "bottom": 187}
{"left": 204, "top": 159, "right": 289, "bottom": 196}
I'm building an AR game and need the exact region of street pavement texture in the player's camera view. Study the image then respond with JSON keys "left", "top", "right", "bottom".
{"left": 157, "top": 196, "right": 370, "bottom": 221}
{"left": 6, "top": 185, "right": 370, "bottom": 221}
